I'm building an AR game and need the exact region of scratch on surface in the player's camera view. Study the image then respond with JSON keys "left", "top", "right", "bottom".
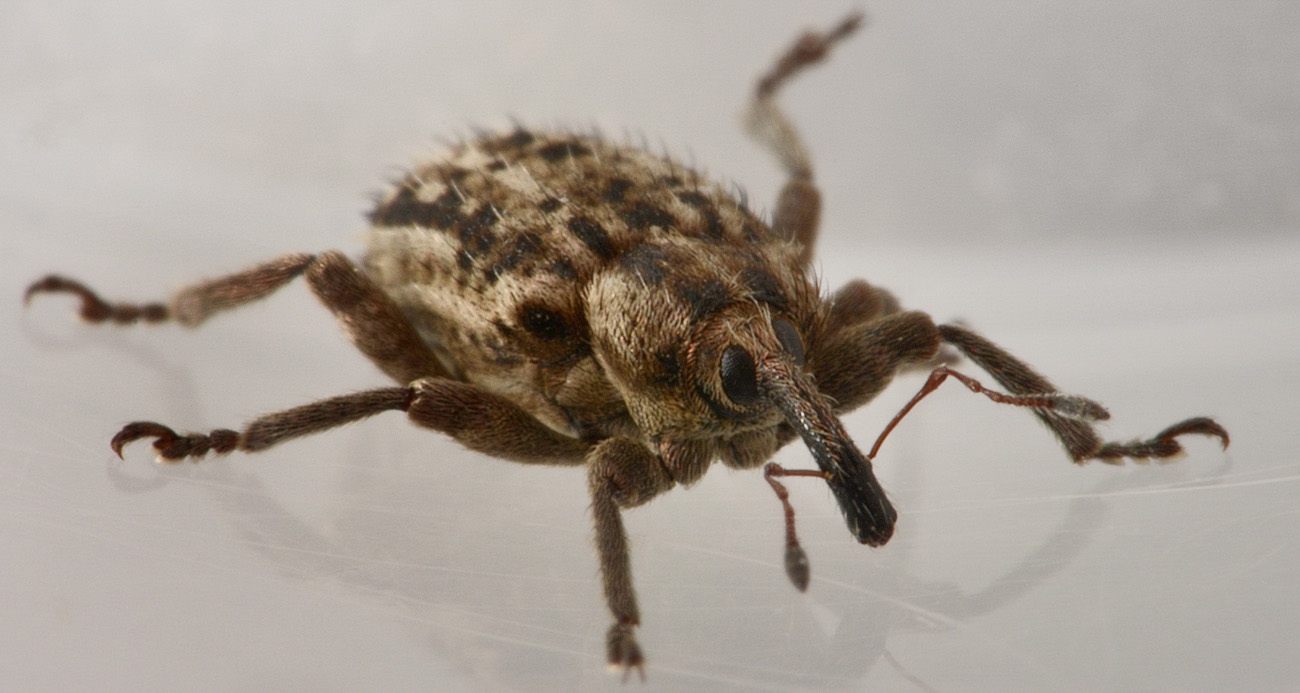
{"left": 913, "top": 467, "right": 1300, "bottom": 515}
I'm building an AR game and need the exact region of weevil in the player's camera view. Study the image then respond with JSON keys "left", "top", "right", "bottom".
{"left": 26, "top": 12, "right": 1228, "bottom": 679}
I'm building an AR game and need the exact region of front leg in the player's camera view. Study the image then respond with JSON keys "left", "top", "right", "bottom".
{"left": 811, "top": 316, "right": 1228, "bottom": 464}
{"left": 934, "top": 324, "right": 1229, "bottom": 462}
{"left": 115, "top": 383, "right": 662, "bottom": 678}
{"left": 813, "top": 310, "right": 942, "bottom": 413}
{"left": 586, "top": 437, "right": 674, "bottom": 681}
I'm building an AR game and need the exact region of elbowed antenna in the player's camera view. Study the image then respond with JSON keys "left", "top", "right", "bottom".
{"left": 757, "top": 355, "right": 897, "bottom": 546}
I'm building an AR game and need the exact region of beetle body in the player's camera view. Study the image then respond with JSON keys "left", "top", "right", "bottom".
{"left": 364, "top": 130, "right": 889, "bottom": 477}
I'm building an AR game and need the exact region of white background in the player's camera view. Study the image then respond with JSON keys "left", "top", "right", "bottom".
{"left": 4, "top": 1, "right": 1297, "bottom": 690}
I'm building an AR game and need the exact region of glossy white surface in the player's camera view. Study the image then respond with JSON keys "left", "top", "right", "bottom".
{"left": 4, "top": 2, "right": 1297, "bottom": 690}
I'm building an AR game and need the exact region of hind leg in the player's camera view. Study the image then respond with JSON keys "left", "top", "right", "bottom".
{"left": 25, "top": 253, "right": 315, "bottom": 326}
{"left": 746, "top": 12, "right": 863, "bottom": 267}
{"left": 26, "top": 250, "right": 447, "bottom": 384}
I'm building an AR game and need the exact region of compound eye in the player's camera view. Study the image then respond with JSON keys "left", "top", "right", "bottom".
{"left": 772, "top": 318, "right": 805, "bottom": 366}
{"left": 720, "top": 345, "right": 761, "bottom": 407}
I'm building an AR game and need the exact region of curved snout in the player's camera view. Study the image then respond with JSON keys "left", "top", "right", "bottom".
{"left": 757, "top": 356, "right": 897, "bottom": 546}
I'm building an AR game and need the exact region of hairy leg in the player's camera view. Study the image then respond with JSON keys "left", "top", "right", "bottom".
{"left": 746, "top": 11, "right": 862, "bottom": 266}
{"left": 812, "top": 316, "right": 1227, "bottom": 464}
{"left": 303, "top": 251, "right": 448, "bottom": 384}
{"left": 934, "top": 323, "right": 1229, "bottom": 463}
{"left": 26, "top": 251, "right": 448, "bottom": 384}
{"left": 114, "top": 377, "right": 590, "bottom": 465}
{"left": 586, "top": 437, "right": 674, "bottom": 681}
{"left": 813, "top": 310, "right": 942, "bottom": 413}
{"left": 826, "top": 279, "right": 902, "bottom": 328}
{"left": 25, "top": 253, "right": 315, "bottom": 326}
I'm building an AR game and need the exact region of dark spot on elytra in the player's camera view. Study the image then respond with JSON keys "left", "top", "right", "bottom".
{"left": 602, "top": 177, "right": 634, "bottom": 202}
{"left": 676, "top": 278, "right": 731, "bottom": 320}
{"left": 549, "top": 259, "right": 578, "bottom": 280}
{"left": 517, "top": 303, "right": 570, "bottom": 341}
{"left": 695, "top": 209, "right": 726, "bottom": 239}
{"left": 457, "top": 205, "right": 499, "bottom": 256}
{"left": 414, "top": 253, "right": 435, "bottom": 276}
{"left": 367, "top": 185, "right": 417, "bottom": 226}
{"left": 368, "top": 182, "right": 464, "bottom": 229}
{"left": 740, "top": 266, "right": 787, "bottom": 311}
{"left": 539, "top": 197, "right": 563, "bottom": 213}
{"left": 674, "top": 191, "right": 725, "bottom": 239}
{"left": 504, "top": 128, "right": 535, "bottom": 149}
{"left": 660, "top": 175, "right": 683, "bottom": 188}
{"left": 620, "top": 243, "right": 669, "bottom": 284}
{"left": 445, "top": 167, "right": 471, "bottom": 182}
{"left": 675, "top": 191, "right": 711, "bottom": 208}
{"left": 509, "top": 231, "right": 543, "bottom": 262}
{"left": 619, "top": 201, "right": 675, "bottom": 231}
{"left": 536, "top": 140, "right": 593, "bottom": 162}
{"left": 429, "top": 188, "right": 467, "bottom": 227}
{"left": 487, "top": 160, "right": 506, "bottom": 171}
{"left": 567, "top": 216, "right": 614, "bottom": 259}
{"left": 485, "top": 231, "right": 544, "bottom": 283}
{"left": 456, "top": 249, "right": 474, "bottom": 270}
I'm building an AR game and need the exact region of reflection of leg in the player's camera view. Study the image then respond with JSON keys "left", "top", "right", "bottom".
{"left": 587, "top": 437, "right": 674, "bottom": 681}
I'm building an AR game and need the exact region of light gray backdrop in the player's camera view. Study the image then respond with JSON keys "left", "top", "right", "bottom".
{"left": 4, "top": 2, "right": 1297, "bottom": 691}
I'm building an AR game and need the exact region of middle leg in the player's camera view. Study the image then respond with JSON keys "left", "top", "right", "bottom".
{"left": 114, "top": 377, "right": 592, "bottom": 464}
{"left": 304, "top": 251, "right": 450, "bottom": 385}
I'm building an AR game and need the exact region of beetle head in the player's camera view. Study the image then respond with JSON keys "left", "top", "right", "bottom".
{"left": 586, "top": 241, "right": 896, "bottom": 543}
